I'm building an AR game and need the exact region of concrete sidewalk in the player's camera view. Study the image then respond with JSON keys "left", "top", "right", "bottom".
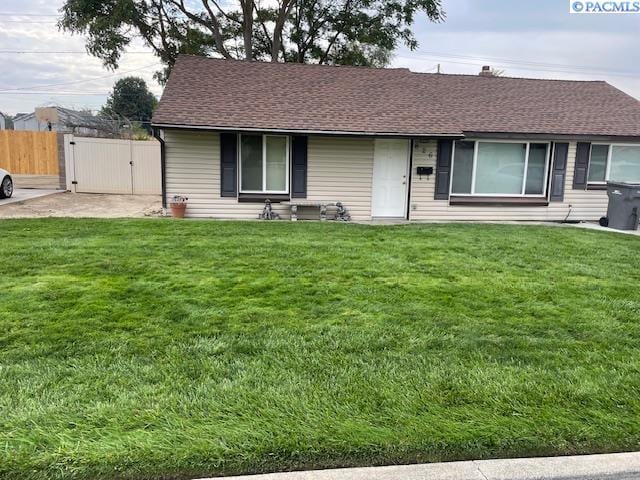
{"left": 567, "top": 221, "right": 640, "bottom": 236}
{"left": 200, "top": 452, "right": 640, "bottom": 480}
{"left": 0, "top": 188, "right": 62, "bottom": 207}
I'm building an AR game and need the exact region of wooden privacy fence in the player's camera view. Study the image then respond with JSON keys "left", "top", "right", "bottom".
{"left": 0, "top": 131, "right": 60, "bottom": 175}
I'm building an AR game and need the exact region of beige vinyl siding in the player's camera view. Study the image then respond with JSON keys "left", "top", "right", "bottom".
{"left": 409, "top": 140, "right": 608, "bottom": 221}
{"left": 307, "top": 136, "right": 374, "bottom": 221}
{"left": 165, "top": 131, "right": 610, "bottom": 222}
{"left": 164, "top": 131, "right": 374, "bottom": 220}
{"left": 164, "top": 130, "right": 288, "bottom": 218}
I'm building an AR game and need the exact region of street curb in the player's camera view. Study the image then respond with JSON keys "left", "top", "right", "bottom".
{"left": 198, "top": 452, "right": 640, "bottom": 480}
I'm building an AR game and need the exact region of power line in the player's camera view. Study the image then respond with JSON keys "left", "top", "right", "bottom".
{"left": 405, "top": 50, "right": 640, "bottom": 78}
{"left": 3, "top": 46, "right": 637, "bottom": 78}
{"left": 0, "top": 92, "right": 106, "bottom": 95}
{"left": 0, "top": 13, "right": 58, "bottom": 16}
{"left": 412, "top": 50, "right": 624, "bottom": 73}
{"left": 396, "top": 53, "right": 640, "bottom": 79}
{"left": 0, "top": 20, "right": 56, "bottom": 23}
{"left": 0, "top": 63, "right": 161, "bottom": 93}
{"left": 0, "top": 50, "right": 154, "bottom": 54}
{"left": 0, "top": 89, "right": 157, "bottom": 99}
{"left": 2, "top": 53, "right": 637, "bottom": 102}
{"left": 0, "top": 91, "right": 160, "bottom": 96}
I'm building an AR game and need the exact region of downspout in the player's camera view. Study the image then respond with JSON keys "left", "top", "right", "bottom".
{"left": 153, "top": 127, "right": 167, "bottom": 211}
{"left": 406, "top": 139, "right": 414, "bottom": 221}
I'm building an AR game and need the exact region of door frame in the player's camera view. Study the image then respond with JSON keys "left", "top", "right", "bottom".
{"left": 371, "top": 138, "right": 411, "bottom": 218}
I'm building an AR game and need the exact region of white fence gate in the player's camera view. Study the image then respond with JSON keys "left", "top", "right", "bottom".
{"left": 64, "top": 135, "right": 161, "bottom": 194}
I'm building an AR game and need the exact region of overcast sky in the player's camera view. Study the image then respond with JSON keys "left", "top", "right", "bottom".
{"left": 1, "top": 0, "right": 639, "bottom": 116}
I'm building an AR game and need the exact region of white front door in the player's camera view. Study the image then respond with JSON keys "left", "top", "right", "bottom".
{"left": 372, "top": 139, "right": 410, "bottom": 217}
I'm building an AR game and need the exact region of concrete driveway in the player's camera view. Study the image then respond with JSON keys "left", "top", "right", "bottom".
{"left": 0, "top": 188, "right": 62, "bottom": 207}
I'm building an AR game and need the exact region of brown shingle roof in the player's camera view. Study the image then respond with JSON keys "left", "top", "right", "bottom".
{"left": 152, "top": 55, "right": 640, "bottom": 138}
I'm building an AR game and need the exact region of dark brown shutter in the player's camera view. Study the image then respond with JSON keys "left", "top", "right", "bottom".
{"left": 291, "top": 136, "right": 307, "bottom": 198}
{"left": 573, "top": 142, "right": 591, "bottom": 190}
{"left": 220, "top": 132, "right": 238, "bottom": 197}
{"left": 549, "top": 142, "right": 568, "bottom": 202}
{"left": 434, "top": 140, "right": 453, "bottom": 200}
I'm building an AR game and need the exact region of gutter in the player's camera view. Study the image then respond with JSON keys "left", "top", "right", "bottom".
{"left": 150, "top": 124, "right": 640, "bottom": 143}
{"left": 151, "top": 122, "right": 464, "bottom": 139}
{"left": 464, "top": 131, "right": 640, "bottom": 142}
{"left": 152, "top": 127, "right": 167, "bottom": 210}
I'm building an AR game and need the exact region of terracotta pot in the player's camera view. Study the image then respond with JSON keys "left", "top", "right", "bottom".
{"left": 170, "top": 202, "right": 187, "bottom": 218}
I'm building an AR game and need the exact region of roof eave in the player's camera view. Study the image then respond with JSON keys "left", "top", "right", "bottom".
{"left": 151, "top": 121, "right": 464, "bottom": 138}
{"left": 464, "top": 131, "right": 640, "bottom": 142}
{"left": 151, "top": 123, "right": 640, "bottom": 141}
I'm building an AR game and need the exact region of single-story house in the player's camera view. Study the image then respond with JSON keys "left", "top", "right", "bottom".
{"left": 151, "top": 55, "right": 640, "bottom": 221}
{"left": 0, "top": 111, "right": 9, "bottom": 130}
{"left": 13, "top": 106, "right": 106, "bottom": 136}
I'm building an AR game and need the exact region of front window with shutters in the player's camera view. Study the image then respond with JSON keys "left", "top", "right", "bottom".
{"left": 239, "top": 134, "right": 289, "bottom": 194}
{"left": 451, "top": 140, "right": 551, "bottom": 197}
{"left": 588, "top": 144, "right": 640, "bottom": 184}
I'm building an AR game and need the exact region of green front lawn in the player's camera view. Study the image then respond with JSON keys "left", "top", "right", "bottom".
{"left": 1, "top": 219, "right": 639, "bottom": 480}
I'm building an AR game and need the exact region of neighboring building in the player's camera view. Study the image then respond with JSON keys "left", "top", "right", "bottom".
{"left": 12, "top": 106, "right": 108, "bottom": 136}
{"left": 0, "top": 111, "right": 6, "bottom": 130}
{"left": 152, "top": 55, "right": 640, "bottom": 221}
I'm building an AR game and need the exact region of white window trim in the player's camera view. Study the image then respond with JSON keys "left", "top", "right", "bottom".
{"left": 239, "top": 134, "right": 290, "bottom": 194}
{"left": 588, "top": 143, "right": 640, "bottom": 184}
{"left": 450, "top": 139, "right": 551, "bottom": 197}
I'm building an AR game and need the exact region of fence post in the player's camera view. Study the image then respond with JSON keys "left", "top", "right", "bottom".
{"left": 56, "top": 133, "right": 66, "bottom": 190}
{"left": 63, "top": 134, "right": 76, "bottom": 192}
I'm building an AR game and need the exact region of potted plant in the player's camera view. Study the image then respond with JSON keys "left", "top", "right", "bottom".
{"left": 169, "top": 194, "right": 188, "bottom": 218}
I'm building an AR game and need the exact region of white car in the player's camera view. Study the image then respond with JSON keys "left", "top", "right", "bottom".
{"left": 0, "top": 168, "right": 13, "bottom": 199}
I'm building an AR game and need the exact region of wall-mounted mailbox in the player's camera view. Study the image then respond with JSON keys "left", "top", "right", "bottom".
{"left": 416, "top": 166, "right": 433, "bottom": 178}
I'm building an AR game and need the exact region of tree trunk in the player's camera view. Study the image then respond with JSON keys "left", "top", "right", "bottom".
{"left": 271, "top": 0, "right": 294, "bottom": 62}
{"left": 240, "top": 0, "right": 254, "bottom": 60}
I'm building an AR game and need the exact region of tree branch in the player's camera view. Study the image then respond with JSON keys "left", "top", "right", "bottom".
{"left": 167, "top": 0, "right": 233, "bottom": 58}
{"left": 300, "top": 16, "right": 327, "bottom": 56}
{"left": 270, "top": 0, "right": 295, "bottom": 62}
{"left": 318, "top": 0, "right": 351, "bottom": 64}
{"left": 205, "top": 0, "right": 241, "bottom": 25}
{"left": 253, "top": 1, "right": 273, "bottom": 55}
{"left": 155, "top": 0, "right": 172, "bottom": 56}
{"left": 293, "top": 0, "right": 328, "bottom": 63}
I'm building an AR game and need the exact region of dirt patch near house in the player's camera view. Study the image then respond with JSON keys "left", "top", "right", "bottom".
{"left": 0, "top": 192, "right": 163, "bottom": 218}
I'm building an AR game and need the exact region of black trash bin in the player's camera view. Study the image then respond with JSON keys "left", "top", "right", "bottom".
{"left": 603, "top": 181, "right": 640, "bottom": 230}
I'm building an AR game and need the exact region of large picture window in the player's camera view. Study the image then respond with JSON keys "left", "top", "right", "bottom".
{"left": 451, "top": 140, "right": 550, "bottom": 196}
{"left": 588, "top": 144, "right": 640, "bottom": 184}
{"left": 240, "top": 134, "right": 289, "bottom": 193}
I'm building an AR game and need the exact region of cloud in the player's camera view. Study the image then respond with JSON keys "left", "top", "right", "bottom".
{"left": 0, "top": 0, "right": 638, "bottom": 116}
{"left": 433, "top": 0, "right": 640, "bottom": 33}
{"left": 392, "top": 0, "right": 640, "bottom": 98}
{"left": 0, "top": 0, "right": 160, "bottom": 115}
